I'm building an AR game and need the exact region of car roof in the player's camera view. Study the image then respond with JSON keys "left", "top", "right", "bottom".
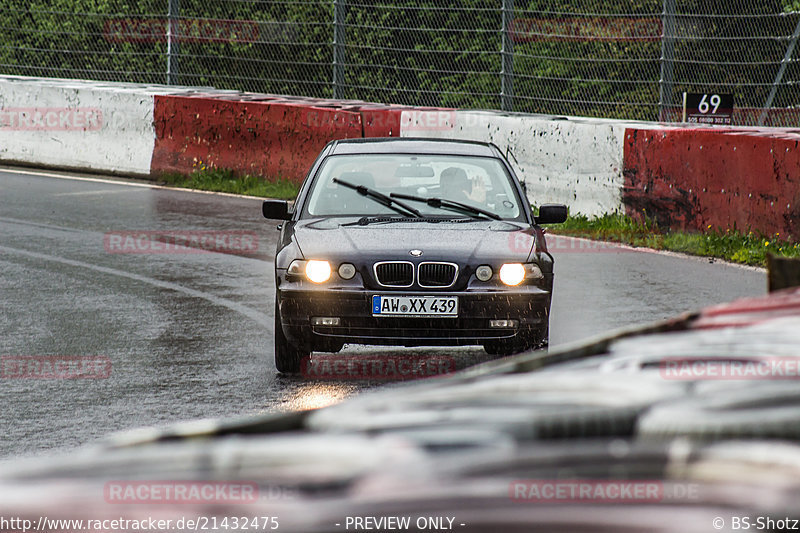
{"left": 327, "top": 137, "right": 500, "bottom": 157}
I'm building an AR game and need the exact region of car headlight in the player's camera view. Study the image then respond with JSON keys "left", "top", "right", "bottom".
{"left": 499, "top": 263, "right": 525, "bottom": 286}
{"left": 499, "top": 263, "right": 544, "bottom": 286}
{"left": 305, "top": 260, "right": 332, "bottom": 283}
{"left": 288, "top": 259, "right": 332, "bottom": 283}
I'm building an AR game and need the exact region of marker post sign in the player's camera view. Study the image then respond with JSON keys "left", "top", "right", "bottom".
{"left": 682, "top": 92, "right": 734, "bottom": 125}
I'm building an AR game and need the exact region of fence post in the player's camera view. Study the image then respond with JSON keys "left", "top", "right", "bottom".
{"left": 501, "top": 0, "right": 514, "bottom": 112}
{"left": 167, "top": 0, "right": 180, "bottom": 85}
{"left": 658, "top": 0, "right": 676, "bottom": 121}
{"left": 759, "top": 16, "right": 800, "bottom": 126}
{"left": 332, "top": 0, "right": 346, "bottom": 99}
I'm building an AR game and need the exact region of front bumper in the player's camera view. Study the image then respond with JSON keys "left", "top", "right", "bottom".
{"left": 278, "top": 287, "right": 551, "bottom": 349}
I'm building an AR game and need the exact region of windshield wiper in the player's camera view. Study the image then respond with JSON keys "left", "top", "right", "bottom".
{"left": 390, "top": 192, "right": 502, "bottom": 220}
{"left": 341, "top": 215, "right": 473, "bottom": 226}
{"left": 333, "top": 178, "right": 422, "bottom": 218}
{"left": 341, "top": 216, "right": 417, "bottom": 226}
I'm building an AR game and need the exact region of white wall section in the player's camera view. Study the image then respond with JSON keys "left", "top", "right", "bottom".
{"left": 399, "top": 110, "right": 642, "bottom": 216}
{"left": 0, "top": 76, "right": 162, "bottom": 176}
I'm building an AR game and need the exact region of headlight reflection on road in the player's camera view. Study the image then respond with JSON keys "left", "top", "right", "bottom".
{"left": 277, "top": 382, "right": 359, "bottom": 411}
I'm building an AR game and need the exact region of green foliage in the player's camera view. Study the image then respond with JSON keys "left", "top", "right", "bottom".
{"left": 0, "top": 0, "right": 333, "bottom": 94}
{"left": 548, "top": 213, "right": 800, "bottom": 267}
{"left": 158, "top": 167, "right": 300, "bottom": 200}
{"left": 0, "top": 0, "right": 795, "bottom": 119}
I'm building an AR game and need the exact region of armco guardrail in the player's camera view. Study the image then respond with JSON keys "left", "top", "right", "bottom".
{"left": 1, "top": 75, "right": 798, "bottom": 237}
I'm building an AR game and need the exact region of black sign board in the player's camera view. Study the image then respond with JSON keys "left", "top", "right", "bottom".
{"left": 682, "top": 92, "right": 734, "bottom": 125}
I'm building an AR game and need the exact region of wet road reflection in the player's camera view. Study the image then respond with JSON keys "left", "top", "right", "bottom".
{"left": 272, "top": 381, "right": 363, "bottom": 412}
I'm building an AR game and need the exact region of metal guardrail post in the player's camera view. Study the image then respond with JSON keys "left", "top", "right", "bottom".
{"left": 658, "top": 0, "right": 676, "bottom": 121}
{"left": 759, "top": 16, "right": 800, "bottom": 126}
{"left": 501, "top": 0, "right": 514, "bottom": 112}
{"left": 333, "top": 0, "right": 346, "bottom": 99}
{"left": 167, "top": 0, "right": 180, "bottom": 85}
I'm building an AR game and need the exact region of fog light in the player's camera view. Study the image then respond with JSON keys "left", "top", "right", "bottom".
{"left": 499, "top": 263, "right": 525, "bottom": 286}
{"left": 475, "top": 265, "right": 493, "bottom": 282}
{"left": 338, "top": 263, "right": 357, "bottom": 280}
{"left": 311, "top": 317, "right": 341, "bottom": 326}
{"left": 490, "top": 319, "right": 519, "bottom": 328}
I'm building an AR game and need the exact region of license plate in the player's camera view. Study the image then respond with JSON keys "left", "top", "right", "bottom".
{"left": 372, "top": 295, "right": 458, "bottom": 317}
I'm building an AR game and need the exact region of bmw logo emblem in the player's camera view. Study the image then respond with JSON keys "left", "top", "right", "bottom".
{"left": 409, "top": 249, "right": 423, "bottom": 257}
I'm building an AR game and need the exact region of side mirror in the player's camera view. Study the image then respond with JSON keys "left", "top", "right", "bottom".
{"left": 535, "top": 204, "right": 568, "bottom": 225}
{"left": 262, "top": 199, "right": 291, "bottom": 220}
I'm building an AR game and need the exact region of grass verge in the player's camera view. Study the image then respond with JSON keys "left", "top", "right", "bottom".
{"left": 546, "top": 213, "right": 799, "bottom": 267}
{"left": 157, "top": 168, "right": 300, "bottom": 200}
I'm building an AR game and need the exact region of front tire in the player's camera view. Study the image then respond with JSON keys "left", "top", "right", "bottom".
{"left": 274, "top": 300, "right": 308, "bottom": 374}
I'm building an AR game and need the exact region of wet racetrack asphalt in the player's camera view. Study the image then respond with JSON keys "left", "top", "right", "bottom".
{"left": 0, "top": 167, "right": 765, "bottom": 458}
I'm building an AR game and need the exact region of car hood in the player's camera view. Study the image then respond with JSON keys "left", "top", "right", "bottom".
{"left": 293, "top": 218, "right": 536, "bottom": 263}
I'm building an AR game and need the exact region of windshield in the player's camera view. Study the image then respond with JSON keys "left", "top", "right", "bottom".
{"left": 303, "top": 154, "right": 524, "bottom": 220}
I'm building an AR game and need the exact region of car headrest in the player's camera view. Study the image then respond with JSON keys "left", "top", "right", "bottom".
{"left": 440, "top": 167, "right": 469, "bottom": 194}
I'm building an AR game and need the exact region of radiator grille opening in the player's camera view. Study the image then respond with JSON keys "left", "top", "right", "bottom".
{"left": 374, "top": 261, "right": 414, "bottom": 287}
{"left": 418, "top": 262, "right": 458, "bottom": 288}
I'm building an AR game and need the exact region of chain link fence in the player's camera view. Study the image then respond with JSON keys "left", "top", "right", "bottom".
{"left": 1, "top": 1, "right": 798, "bottom": 125}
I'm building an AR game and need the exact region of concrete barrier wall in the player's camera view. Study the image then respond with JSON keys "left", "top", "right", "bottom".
{"left": 150, "top": 95, "right": 364, "bottom": 180}
{"left": 0, "top": 76, "right": 407, "bottom": 181}
{"left": 359, "top": 106, "right": 404, "bottom": 137}
{"left": 398, "top": 109, "right": 800, "bottom": 236}
{"left": 399, "top": 110, "right": 631, "bottom": 216}
{"left": 2, "top": 75, "right": 799, "bottom": 238}
{"left": 0, "top": 76, "right": 170, "bottom": 175}
{"left": 624, "top": 126, "right": 800, "bottom": 237}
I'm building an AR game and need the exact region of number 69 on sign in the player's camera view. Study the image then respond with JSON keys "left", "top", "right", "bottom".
{"left": 681, "top": 92, "right": 734, "bottom": 125}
